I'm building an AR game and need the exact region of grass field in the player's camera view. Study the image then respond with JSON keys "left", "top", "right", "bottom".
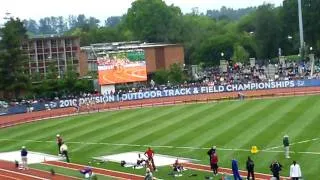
{"left": 0, "top": 95, "right": 320, "bottom": 179}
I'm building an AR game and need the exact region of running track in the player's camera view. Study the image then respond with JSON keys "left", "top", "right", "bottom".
{"left": 43, "top": 161, "right": 144, "bottom": 180}
{"left": 0, "top": 160, "right": 79, "bottom": 180}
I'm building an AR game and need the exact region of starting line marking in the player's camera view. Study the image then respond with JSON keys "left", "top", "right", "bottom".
{"left": 0, "top": 138, "right": 320, "bottom": 155}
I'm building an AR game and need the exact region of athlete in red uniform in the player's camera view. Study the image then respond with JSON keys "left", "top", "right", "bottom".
{"left": 144, "top": 147, "right": 156, "bottom": 171}
{"left": 210, "top": 152, "right": 219, "bottom": 176}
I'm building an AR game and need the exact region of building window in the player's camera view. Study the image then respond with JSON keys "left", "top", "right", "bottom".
{"left": 44, "top": 41, "right": 50, "bottom": 49}
{"left": 30, "top": 55, "right": 36, "bottom": 61}
{"left": 51, "top": 40, "right": 57, "bottom": 48}
{"left": 72, "top": 52, "right": 78, "bottom": 59}
{"left": 52, "top": 53, "right": 58, "bottom": 60}
{"left": 22, "top": 43, "right": 28, "bottom": 50}
{"left": 66, "top": 52, "right": 72, "bottom": 59}
{"left": 36, "top": 40, "right": 43, "bottom": 48}
{"left": 65, "top": 39, "right": 72, "bottom": 47}
{"left": 37, "top": 54, "right": 44, "bottom": 61}
{"left": 58, "top": 40, "right": 64, "bottom": 48}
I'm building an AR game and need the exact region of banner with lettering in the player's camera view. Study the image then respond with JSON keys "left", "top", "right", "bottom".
{"left": 54, "top": 79, "right": 320, "bottom": 108}
{"left": 1, "top": 79, "right": 320, "bottom": 115}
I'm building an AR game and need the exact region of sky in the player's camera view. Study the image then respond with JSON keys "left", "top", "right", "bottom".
{"left": 0, "top": 0, "right": 283, "bottom": 24}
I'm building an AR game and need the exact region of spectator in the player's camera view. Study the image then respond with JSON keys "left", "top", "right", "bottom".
{"left": 246, "top": 156, "right": 255, "bottom": 180}
{"left": 270, "top": 160, "right": 282, "bottom": 180}
{"left": 20, "top": 146, "right": 28, "bottom": 170}
{"left": 290, "top": 161, "right": 302, "bottom": 180}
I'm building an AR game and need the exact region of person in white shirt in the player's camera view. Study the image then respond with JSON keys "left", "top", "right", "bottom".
{"left": 290, "top": 161, "right": 302, "bottom": 180}
{"left": 60, "top": 142, "right": 70, "bottom": 162}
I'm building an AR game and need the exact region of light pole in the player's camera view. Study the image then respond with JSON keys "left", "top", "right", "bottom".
{"left": 298, "top": 0, "right": 305, "bottom": 58}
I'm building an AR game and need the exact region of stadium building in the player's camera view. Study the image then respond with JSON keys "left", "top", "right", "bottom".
{"left": 80, "top": 41, "right": 185, "bottom": 94}
{"left": 22, "top": 35, "right": 81, "bottom": 79}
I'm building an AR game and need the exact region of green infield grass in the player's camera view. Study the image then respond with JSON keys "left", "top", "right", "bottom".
{"left": 0, "top": 95, "right": 319, "bottom": 179}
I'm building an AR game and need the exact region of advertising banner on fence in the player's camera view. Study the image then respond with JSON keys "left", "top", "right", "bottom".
{"left": 55, "top": 79, "right": 320, "bottom": 108}
{"left": 2, "top": 79, "right": 320, "bottom": 116}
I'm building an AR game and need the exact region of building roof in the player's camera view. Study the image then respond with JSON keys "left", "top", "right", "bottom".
{"left": 81, "top": 41, "right": 181, "bottom": 57}
{"left": 28, "top": 34, "right": 79, "bottom": 40}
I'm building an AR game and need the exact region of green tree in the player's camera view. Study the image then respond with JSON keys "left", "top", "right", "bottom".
{"left": 125, "top": 0, "right": 183, "bottom": 42}
{"left": 232, "top": 43, "right": 249, "bottom": 63}
{"left": 254, "top": 4, "right": 281, "bottom": 59}
{"left": 153, "top": 69, "right": 169, "bottom": 85}
{"left": 168, "top": 63, "right": 186, "bottom": 84}
{"left": 0, "top": 18, "right": 30, "bottom": 99}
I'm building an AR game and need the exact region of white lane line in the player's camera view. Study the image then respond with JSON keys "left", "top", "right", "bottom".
{"left": 1, "top": 138, "right": 320, "bottom": 155}
{"left": 263, "top": 137, "right": 320, "bottom": 151}
{"left": 0, "top": 168, "right": 49, "bottom": 180}
{"left": 0, "top": 174, "right": 20, "bottom": 180}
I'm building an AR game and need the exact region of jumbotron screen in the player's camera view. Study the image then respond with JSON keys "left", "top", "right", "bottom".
{"left": 97, "top": 50, "right": 147, "bottom": 85}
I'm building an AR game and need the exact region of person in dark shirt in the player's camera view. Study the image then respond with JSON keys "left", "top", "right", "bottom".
{"left": 207, "top": 146, "right": 216, "bottom": 163}
{"left": 283, "top": 135, "right": 290, "bottom": 158}
{"left": 246, "top": 156, "right": 255, "bottom": 180}
{"left": 20, "top": 146, "right": 28, "bottom": 170}
{"left": 270, "top": 160, "right": 282, "bottom": 180}
{"left": 56, "top": 134, "right": 63, "bottom": 155}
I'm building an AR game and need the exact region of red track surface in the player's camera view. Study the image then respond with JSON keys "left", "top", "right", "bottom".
{"left": 0, "top": 160, "right": 79, "bottom": 180}
{"left": 182, "top": 162, "right": 290, "bottom": 180}
{"left": 43, "top": 161, "right": 144, "bottom": 180}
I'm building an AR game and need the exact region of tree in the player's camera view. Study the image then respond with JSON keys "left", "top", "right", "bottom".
{"left": 206, "top": 6, "right": 256, "bottom": 20}
{"left": 57, "top": 16, "right": 68, "bottom": 33}
{"left": 168, "top": 63, "right": 186, "bottom": 84}
{"left": 0, "top": 18, "right": 30, "bottom": 98}
{"left": 232, "top": 43, "right": 249, "bottom": 63}
{"left": 124, "top": 0, "right": 183, "bottom": 42}
{"left": 23, "top": 19, "right": 39, "bottom": 35}
{"left": 254, "top": 4, "right": 281, "bottom": 59}
{"left": 39, "top": 17, "right": 56, "bottom": 34}
{"left": 105, "top": 16, "right": 122, "bottom": 27}
{"left": 153, "top": 69, "right": 169, "bottom": 85}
